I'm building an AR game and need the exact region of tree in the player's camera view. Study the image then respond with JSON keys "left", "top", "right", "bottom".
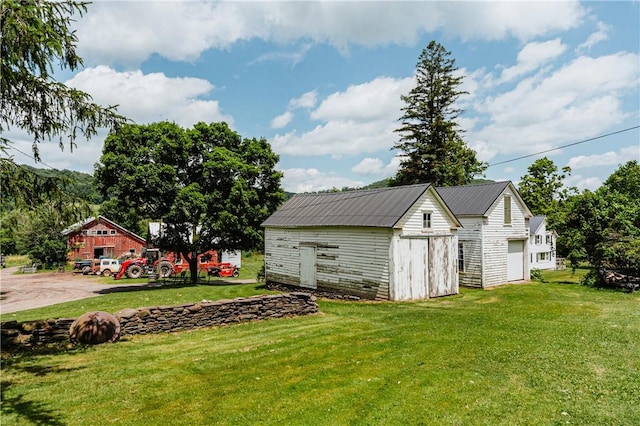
{"left": 1, "top": 0, "right": 126, "bottom": 206}
{"left": 392, "top": 40, "right": 486, "bottom": 187}
{"left": 95, "top": 122, "right": 285, "bottom": 282}
{"left": 518, "top": 157, "right": 576, "bottom": 228}
{"left": 558, "top": 161, "right": 640, "bottom": 286}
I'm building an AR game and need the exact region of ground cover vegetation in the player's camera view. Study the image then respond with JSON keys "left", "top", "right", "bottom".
{"left": 2, "top": 270, "right": 639, "bottom": 425}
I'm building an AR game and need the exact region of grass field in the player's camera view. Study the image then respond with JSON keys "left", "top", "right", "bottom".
{"left": 2, "top": 270, "right": 639, "bottom": 425}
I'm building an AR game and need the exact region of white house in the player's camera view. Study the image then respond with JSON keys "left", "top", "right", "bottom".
{"left": 261, "top": 184, "right": 462, "bottom": 301}
{"left": 437, "top": 181, "right": 533, "bottom": 288}
{"left": 529, "top": 216, "right": 557, "bottom": 270}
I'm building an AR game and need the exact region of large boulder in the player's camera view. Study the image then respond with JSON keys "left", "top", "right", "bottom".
{"left": 69, "top": 311, "right": 120, "bottom": 344}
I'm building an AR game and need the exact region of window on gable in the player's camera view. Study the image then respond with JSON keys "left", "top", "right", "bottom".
{"left": 535, "top": 235, "right": 542, "bottom": 244}
{"left": 422, "top": 211, "right": 432, "bottom": 230}
{"left": 458, "top": 242, "right": 465, "bottom": 272}
{"left": 504, "top": 195, "right": 512, "bottom": 225}
{"left": 546, "top": 234, "right": 552, "bottom": 244}
{"left": 110, "top": 230, "right": 116, "bottom": 235}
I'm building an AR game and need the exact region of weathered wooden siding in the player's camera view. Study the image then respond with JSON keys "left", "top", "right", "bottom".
{"left": 457, "top": 218, "right": 484, "bottom": 288}
{"left": 67, "top": 222, "right": 145, "bottom": 260}
{"left": 264, "top": 227, "right": 393, "bottom": 300}
{"left": 399, "top": 189, "right": 456, "bottom": 234}
{"left": 429, "top": 235, "right": 458, "bottom": 297}
{"left": 482, "top": 192, "right": 530, "bottom": 287}
{"left": 391, "top": 237, "right": 429, "bottom": 300}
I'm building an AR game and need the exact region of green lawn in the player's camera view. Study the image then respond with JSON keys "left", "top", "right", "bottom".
{"left": 2, "top": 270, "right": 639, "bottom": 425}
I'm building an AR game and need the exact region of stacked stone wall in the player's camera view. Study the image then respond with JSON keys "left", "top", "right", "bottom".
{"left": 1, "top": 293, "right": 317, "bottom": 351}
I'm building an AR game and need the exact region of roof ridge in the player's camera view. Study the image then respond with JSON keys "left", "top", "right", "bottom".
{"left": 295, "top": 183, "right": 431, "bottom": 197}
{"left": 436, "top": 180, "right": 510, "bottom": 190}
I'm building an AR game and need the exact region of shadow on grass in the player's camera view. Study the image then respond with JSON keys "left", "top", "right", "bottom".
{"left": 95, "top": 279, "right": 256, "bottom": 295}
{"left": 1, "top": 381, "right": 66, "bottom": 426}
{"left": 1, "top": 350, "right": 90, "bottom": 426}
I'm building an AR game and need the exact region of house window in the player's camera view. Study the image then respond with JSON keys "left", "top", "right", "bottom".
{"left": 422, "top": 211, "right": 432, "bottom": 230}
{"left": 537, "top": 252, "right": 549, "bottom": 262}
{"left": 546, "top": 234, "right": 552, "bottom": 244}
{"left": 110, "top": 230, "right": 116, "bottom": 235}
{"left": 82, "top": 230, "right": 87, "bottom": 236}
{"left": 458, "top": 242, "right": 465, "bottom": 272}
{"left": 535, "top": 235, "right": 542, "bottom": 244}
{"left": 504, "top": 195, "right": 512, "bottom": 225}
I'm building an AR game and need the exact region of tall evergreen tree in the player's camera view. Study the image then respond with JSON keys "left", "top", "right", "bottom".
{"left": 392, "top": 41, "right": 485, "bottom": 187}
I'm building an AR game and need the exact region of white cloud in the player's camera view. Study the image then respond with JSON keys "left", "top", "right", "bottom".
{"left": 76, "top": 2, "right": 587, "bottom": 65}
{"left": 290, "top": 90, "right": 318, "bottom": 110}
{"left": 280, "top": 167, "right": 364, "bottom": 193}
{"left": 352, "top": 156, "right": 401, "bottom": 177}
{"left": 577, "top": 21, "right": 610, "bottom": 52}
{"left": 273, "top": 77, "right": 412, "bottom": 158}
{"left": 66, "top": 66, "right": 233, "bottom": 128}
{"left": 566, "top": 145, "right": 640, "bottom": 170}
{"left": 498, "top": 39, "right": 567, "bottom": 84}
{"left": 471, "top": 52, "right": 640, "bottom": 158}
{"left": 312, "top": 77, "right": 412, "bottom": 122}
{"left": 271, "top": 111, "right": 293, "bottom": 129}
{"left": 566, "top": 174, "right": 602, "bottom": 192}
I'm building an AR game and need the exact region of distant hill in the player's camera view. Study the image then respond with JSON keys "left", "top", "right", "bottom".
{"left": 19, "top": 164, "right": 104, "bottom": 204}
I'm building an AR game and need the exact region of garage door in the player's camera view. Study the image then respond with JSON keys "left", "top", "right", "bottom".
{"left": 507, "top": 240, "right": 524, "bottom": 281}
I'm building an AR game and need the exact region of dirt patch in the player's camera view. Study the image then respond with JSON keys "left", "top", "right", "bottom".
{"left": 0, "top": 267, "right": 144, "bottom": 315}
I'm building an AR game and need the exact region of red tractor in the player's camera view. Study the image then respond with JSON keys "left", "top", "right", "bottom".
{"left": 114, "top": 248, "right": 173, "bottom": 280}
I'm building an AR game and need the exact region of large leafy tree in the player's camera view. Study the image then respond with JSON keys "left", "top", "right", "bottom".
{"left": 95, "top": 121, "right": 285, "bottom": 282}
{"left": 1, "top": 0, "right": 126, "bottom": 206}
{"left": 392, "top": 40, "right": 485, "bottom": 187}
{"left": 558, "top": 161, "right": 640, "bottom": 286}
{"left": 518, "top": 157, "right": 576, "bottom": 228}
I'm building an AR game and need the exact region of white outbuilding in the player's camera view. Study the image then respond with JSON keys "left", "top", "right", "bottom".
{"left": 437, "top": 181, "right": 533, "bottom": 288}
{"left": 261, "top": 184, "right": 461, "bottom": 301}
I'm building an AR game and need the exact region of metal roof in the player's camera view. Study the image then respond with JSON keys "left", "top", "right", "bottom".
{"left": 262, "top": 184, "right": 433, "bottom": 228}
{"left": 61, "top": 215, "right": 145, "bottom": 243}
{"left": 436, "top": 181, "right": 511, "bottom": 216}
{"left": 529, "top": 215, "right": 545, "bottom": 233}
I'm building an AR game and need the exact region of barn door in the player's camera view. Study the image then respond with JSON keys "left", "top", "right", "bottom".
{"left": 507, "top": 240, "right": 525, "bottom": 281}
{"left": 299, "top": 245, "right": 317, "bottom": 289}
{"left": 429, "top": 236, "right": 458, "bottom": 297}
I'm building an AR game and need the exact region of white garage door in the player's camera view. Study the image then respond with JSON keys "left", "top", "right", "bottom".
{"left": 507, "top": 240, "right": 524, "bottom": 281}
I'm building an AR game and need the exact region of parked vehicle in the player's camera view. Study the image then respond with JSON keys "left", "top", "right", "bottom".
{"left": 207, "top": 263, "right": 240, "bottom": 278}
{"left": 73, "top": 259, "right": 93, "bottom": 273}
{"left": 82, "top": 258, "right": 121, "bottom": 276}
{"left": 114, "top": 248, "right": 173, "bottom": 280}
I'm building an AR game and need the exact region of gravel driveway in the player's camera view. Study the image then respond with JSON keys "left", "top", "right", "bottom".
{"left": 0, "top": 266, "right": 140, "bottom": 315}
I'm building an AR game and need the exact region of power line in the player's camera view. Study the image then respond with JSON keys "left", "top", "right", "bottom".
{"left": 487, "top": 125, "right": 640, "bottom": 168}
{"left": 5, "top": 144, "right": 58, "bottom": 170}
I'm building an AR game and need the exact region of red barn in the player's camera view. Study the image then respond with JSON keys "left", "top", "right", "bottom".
{"left": 63, "top": 216, "right": 146, "bottom": 261}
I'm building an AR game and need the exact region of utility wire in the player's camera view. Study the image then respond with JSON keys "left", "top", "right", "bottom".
{"left": 487, "top": 125, "right": 640, "bottom": 168}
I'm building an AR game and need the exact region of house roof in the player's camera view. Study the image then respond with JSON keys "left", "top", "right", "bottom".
{"left": 61, "top": 215, "right": 145, "bottom": 243}
{"left": 262, "top": 184, "right": 452, "bottom": 228}
{"left": 529, "top": 215, "right": 546, "bottom": 234}
{"left": 436, "top": 181, "right": 511, "bottom": 216}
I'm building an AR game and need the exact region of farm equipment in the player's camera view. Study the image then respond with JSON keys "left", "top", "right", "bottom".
{"left": 114, "top": 248, "right": 174, "bottom": 280}
{"left": 207, "top": 263, "right": 240, "bottom": 278}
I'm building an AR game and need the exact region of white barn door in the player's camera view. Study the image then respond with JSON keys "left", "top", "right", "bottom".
{"left": 429, "top": 236, "right": 459, "bottom": 297}
{"left": 507, "top": 240, "right": 525, "bottom": 281}
{"left": 299, "top": 245, "right": 317, "bottom": 289}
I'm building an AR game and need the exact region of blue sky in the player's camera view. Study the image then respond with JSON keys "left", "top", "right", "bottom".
{"left": 8, "top": 1, "right": 639, "bottom": 193}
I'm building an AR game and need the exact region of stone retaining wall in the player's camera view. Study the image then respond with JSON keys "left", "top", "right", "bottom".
{"left": 1, "top": 293, "right": 317, "bottom": 351}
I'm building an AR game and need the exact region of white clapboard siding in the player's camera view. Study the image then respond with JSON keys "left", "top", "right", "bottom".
{"left": 265, "top": 227, "right": 393, "bottom": 299}
{"left": 399, "top": 190, "right": 457, "bottom": 235}
{"left": 481, "top": 191, "right": 530, "bottom": 287}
